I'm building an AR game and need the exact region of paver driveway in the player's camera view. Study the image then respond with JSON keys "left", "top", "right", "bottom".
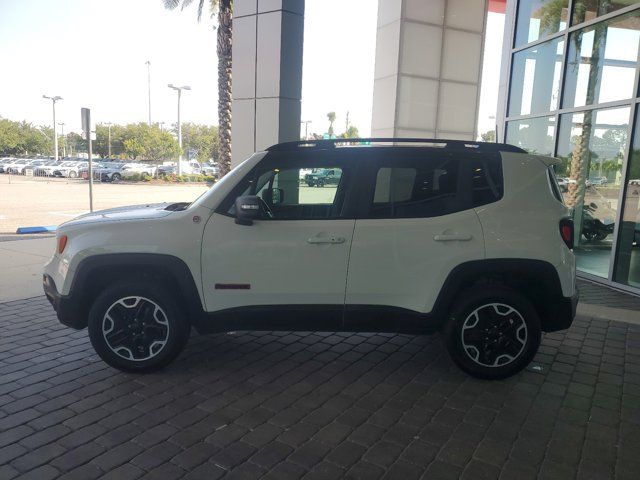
{"left": 1, "top": 296, "right": 639, "bottom": 479}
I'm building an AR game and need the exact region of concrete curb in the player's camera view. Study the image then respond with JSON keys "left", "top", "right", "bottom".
{"left": 577, "top": 303, "right": 640, "bottom": 326}
{"left": 15, "top": 225, "right": 57, "bottom": 234}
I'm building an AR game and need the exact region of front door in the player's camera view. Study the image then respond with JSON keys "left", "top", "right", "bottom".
{"left": 201, "top": 153, "right": 359, "bottom": 330}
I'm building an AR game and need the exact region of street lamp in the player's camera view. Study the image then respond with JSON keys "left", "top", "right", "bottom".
{"left": 42, "top": 95, "right": 63, "bottom": 161}
{"left": 168, "top": 84, "right": 191, "bottom": 175}
{"left": 104, "top": 122, "right": 113, "bottom": 158}
{"left": 146, "top": 60, "right": 152, "bottom": 126}
{"left": 58, "top": 122, "right": 66, "bottom": 157}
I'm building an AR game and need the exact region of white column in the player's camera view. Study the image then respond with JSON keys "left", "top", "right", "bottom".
{"left": 231, "top": 0, "right": 305, "bottom": 168}
{"left": 371, "top": 0, "right": 488, "bottom": 140}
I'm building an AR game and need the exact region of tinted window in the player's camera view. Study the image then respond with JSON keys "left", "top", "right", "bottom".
{"left": 369, "top": 157, "right": 460, "bottom": 218}
{"left": 471, "top": 158, "right": 504, "bottom": 207}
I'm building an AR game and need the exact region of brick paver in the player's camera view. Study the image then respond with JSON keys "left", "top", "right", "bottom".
{"left": 0, "top": 296, "right": 639, "bottom": 479}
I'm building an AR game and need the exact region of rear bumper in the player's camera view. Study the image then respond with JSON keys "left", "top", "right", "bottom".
{"left": 43, "top": 274, "right": 86, "bottom": 330}
{"left": 543, "top": 290, "right": 579, "bottom": 332}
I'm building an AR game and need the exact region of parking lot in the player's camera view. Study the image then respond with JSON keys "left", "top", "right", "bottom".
{"left": 1, "top": 292, "right": 639, "bottom": 479}
{"left": 0, "top": 176, "right": 209, "bottom": 235}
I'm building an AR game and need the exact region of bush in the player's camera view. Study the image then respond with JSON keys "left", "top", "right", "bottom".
{"left": 129, "top": 173, "right": 141, "bottom": 181}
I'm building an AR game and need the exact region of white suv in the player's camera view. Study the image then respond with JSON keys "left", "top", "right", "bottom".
{"left": 43, "top": 139, "right": 577, "bottom": 379}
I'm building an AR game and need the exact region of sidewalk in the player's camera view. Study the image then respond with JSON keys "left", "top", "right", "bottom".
{"left": 0, "top": 236, "right": 56, "bottom": 302}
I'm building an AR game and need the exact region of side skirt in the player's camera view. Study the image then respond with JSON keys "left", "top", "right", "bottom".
{"left": 194, "top": 304, "right": 441, "bottom": 335}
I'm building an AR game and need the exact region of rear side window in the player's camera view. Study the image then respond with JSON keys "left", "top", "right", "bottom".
{"left": 369, "top": 157, "right": 460, "bottom": 218}
{"left": 471, "top": 158, "right": 503, "bottom": 207}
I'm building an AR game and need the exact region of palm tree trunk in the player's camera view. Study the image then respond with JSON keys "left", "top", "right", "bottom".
{"left": 217, "top": 0, "right": 232, "bottom": 176}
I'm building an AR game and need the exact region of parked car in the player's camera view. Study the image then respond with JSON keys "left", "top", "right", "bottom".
{"left": 3, "top": 158, "right": 31, "bottom": 174}
{"left": 304, "top": 168, "right": 342, "bottom": 187}
{"left": 20, "top": 159, "right": 48, "bottom": 174}
{"left": 629, "top": 179, "right": 640, "bottom": 186}
{"left": 53, "top": 161, "right": 87, "bottom": 178}
{"left": 201, "top": 162, "right": 220, "bottom": 177}
{"left": 589, "top": 176, "right": 608, "bottom": 186}
{"left": 44, "top": 139, "right": 578, "bottom": 379}
{"left": 35, "top": 161, "right": 63, "bottom": 176}
{"left": 99, "top": 163, "right": 127, "bottom": 182}
{"left": 0, "top": 158, "right": 16, "bottom": 173}
{"left": 122, "top": 163, "right": 157, "bottom": 178}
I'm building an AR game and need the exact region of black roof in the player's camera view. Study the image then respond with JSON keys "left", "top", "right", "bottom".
{"left": 266, "top": 138, "right": 526, "bottom": 154}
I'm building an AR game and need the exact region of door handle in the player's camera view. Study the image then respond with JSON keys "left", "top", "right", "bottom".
{"left": 307, "top": 236, "right": 346, "bottom": 245}
{"left": 433, "top": 233, "right": 472, "bottom": 242}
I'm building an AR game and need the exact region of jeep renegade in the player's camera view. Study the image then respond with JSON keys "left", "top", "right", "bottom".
{"left": 43, "top": 139, "right": 578, "bottom": 379}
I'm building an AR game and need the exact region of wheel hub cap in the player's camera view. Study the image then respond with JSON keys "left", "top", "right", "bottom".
{"left": 461, "top": 303, "right": 527, "bottom": 368}
{"left": 102, "top": 296, "right": 169, "bottom": 362}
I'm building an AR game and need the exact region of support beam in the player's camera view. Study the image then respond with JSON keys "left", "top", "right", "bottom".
{"left": 231, "top": 0, "right": 305, "bottom": 168}
{"left": 371, "top": 0, "right": 488, "bottom": 140}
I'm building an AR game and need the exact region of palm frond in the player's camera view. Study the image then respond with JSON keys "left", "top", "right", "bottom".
{"left": 163, "top": 0, "right": 182, "bottom": 10}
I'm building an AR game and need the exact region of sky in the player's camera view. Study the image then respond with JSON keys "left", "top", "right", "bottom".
{"left": 0, "top": 0, "right": 501, "bottom": 139}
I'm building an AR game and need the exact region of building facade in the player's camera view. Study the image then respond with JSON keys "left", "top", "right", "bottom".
{"left": 498, "top": 0, "right": 640, "bottom": 294}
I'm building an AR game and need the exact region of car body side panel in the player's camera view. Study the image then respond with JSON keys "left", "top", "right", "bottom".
{"left": 43, "top": 206, "right": 210, "bottom": 308}
{"left": 345, "top": 210, "right": 485, "bottom": 313}
{"left": 476, "top": 152, "right": 576, "bottom": 297}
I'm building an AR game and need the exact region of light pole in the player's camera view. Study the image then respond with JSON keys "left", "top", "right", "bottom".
{"left": 301, "top": 120, "right": 312, "bottom": 140}
{"left": 43, "top": 95, "right": 63, "bottom": 161}
{"left": 58, "top": 122, "right": 66, "bottom": 157}
{"left": 168, "top": 84, "right": 191, "bottom": 175}
{"left": 158, "top": 121, "right": 165, "bottom": 132}
{"left": 104, "top": 122, "right": 113, "bottom": 158}
{"left": 146, "top": 60, "right": 152, "bottom": 126}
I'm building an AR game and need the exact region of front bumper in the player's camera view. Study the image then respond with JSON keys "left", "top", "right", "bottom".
{"left": 43, "top": 274, "right": 86, "bottom": 330}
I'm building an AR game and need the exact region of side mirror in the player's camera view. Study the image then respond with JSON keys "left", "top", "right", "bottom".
{"left": 263, "top": 188, "right": 284, "bottom": 205}
{"left": 235, "top": 195, "right": 262, "bottom": 226}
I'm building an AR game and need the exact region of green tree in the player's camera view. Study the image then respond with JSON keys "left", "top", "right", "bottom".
{"left": 327, "top": 112, "right": 336, "bottom": 136}
{"left": 339, "top": 125, "right": 360, "bottom": 139}
{"left": 121, "top": 123, "right": 181, "bottom": 162}
{"left": 0, "top": 118, "right": 22, "bottom": 154}
{"left": 480, "top": 130, "right": 496, "bottom": 143}
{"left": 164, "top": 0, "right": 233, "bottom": 176}
{"left": 180, "top": 123, "right": 220, "bottom": 162}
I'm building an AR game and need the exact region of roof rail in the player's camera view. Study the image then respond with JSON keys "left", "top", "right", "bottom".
{"left": 266, "top": 138, "right": 526, "bottom": 153}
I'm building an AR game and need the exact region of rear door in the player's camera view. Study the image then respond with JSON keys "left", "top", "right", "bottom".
{"left": 345, "top": 150, "right": 488, "bottom": 326}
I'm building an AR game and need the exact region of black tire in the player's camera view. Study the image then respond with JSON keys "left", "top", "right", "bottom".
{"left": 318, "top": 179, "right": 325, "bottom": 187}
{"left": 443, "top": 287, "right": 541, "bottom": 380}
{"left": 68, "top": 171, "right": 77, "bottom": 178}
{"left": 111, "top": 173, "right": 122, "bottom": 182}
{"left": 88, "top": 282, "right": 190, "bottom": 373}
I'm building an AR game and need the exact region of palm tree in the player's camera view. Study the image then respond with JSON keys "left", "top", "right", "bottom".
{"left": 327, "top": 112, "right": 336, "bottom": 136}
{"left": 164, "top": 0, "right": 233, "bottom": 177}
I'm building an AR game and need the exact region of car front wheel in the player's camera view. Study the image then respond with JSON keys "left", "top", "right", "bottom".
{"left": 88, "top": 282, "right": 190, "bottom": 373}
{"left": 443, "top": 287, "right": 541, "bottom": 380}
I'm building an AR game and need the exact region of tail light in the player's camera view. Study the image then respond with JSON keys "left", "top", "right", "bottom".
{"left": 559, "top": 218, "right": 574, "bottom": 250}
{"left": 57, "top": 235, "right": 68, "bottom": 254}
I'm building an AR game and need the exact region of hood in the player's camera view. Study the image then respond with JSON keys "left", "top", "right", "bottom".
{"left": 60, "top": 202, "right": 179, "bottom": 229}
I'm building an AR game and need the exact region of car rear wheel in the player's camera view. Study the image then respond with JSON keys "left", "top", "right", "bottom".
{"left": 443, "top": 287, "right": 541, "bottom": 380}
{"left": 88, "top": 282, "right": 190, "bottom": 373}
{"left": 68, "top": 171, "right": 77, "bottom": 178}
{"left": 111, "top": 173, "right": 122, "bottom": 182}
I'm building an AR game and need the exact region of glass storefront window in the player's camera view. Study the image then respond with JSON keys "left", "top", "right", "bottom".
{"left": 562, "top": 11, "right": 640, "bottom": 109}
{"left": 515, "top": 0, "right": 569, "bottom": 47}
{"left": 506, "top": 116, "right": 556, "bottom": 155}
{"left": 509, "top": 38, "right": 564, "bottom": 116}
{"left": 557, "top": 106, "right": 630, "bottom": 278}
{"left": 572, "top": 0, "right": 634, "bottom": 26}
{"left": 614, "top": 105, "right": 640, "bottom": 288}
